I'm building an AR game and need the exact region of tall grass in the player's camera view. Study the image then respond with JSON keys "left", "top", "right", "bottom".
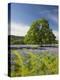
{"left": 10, "top": 50, "right": 58, "bottom": 77}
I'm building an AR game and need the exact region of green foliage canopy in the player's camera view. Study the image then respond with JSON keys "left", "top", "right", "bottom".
{"left": 24, "top": 19, "right": 56, "bottom": 44}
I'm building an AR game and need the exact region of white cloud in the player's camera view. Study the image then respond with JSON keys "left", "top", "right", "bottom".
{"left": 53, "top": 30, "right": 59, "bottom": 40}
{"left": 11, "top": 23, "right": 30, "bottom": 36}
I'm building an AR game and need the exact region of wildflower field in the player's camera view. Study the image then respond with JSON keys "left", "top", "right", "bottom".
{"left": 10, "top": 48, "right": 58, "bottom": 77}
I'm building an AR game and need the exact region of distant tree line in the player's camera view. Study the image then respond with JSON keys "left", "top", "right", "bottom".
{"left": 9, "top": 35, "right": 24, "bottom": 45}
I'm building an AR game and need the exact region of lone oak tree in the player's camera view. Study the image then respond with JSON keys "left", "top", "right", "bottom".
{"left": 24, "top": 19, "right": 56, "bottom": 44}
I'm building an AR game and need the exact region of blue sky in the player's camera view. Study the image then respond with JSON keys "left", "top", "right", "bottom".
{"left": 9, "top": 3, "right": 58, "bottom": 40}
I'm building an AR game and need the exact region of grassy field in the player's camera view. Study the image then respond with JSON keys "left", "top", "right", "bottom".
{"left": 10, "top": 49, "right": 58, "bottom": 77}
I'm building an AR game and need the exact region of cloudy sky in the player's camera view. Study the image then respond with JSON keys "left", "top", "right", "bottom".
{"left": 8, "top": 3, "right": 58, "bottom": 40}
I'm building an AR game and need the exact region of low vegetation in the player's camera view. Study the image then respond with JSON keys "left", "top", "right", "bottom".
{"left": 10, "top": 50, "right": 58, "bottom": 77}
